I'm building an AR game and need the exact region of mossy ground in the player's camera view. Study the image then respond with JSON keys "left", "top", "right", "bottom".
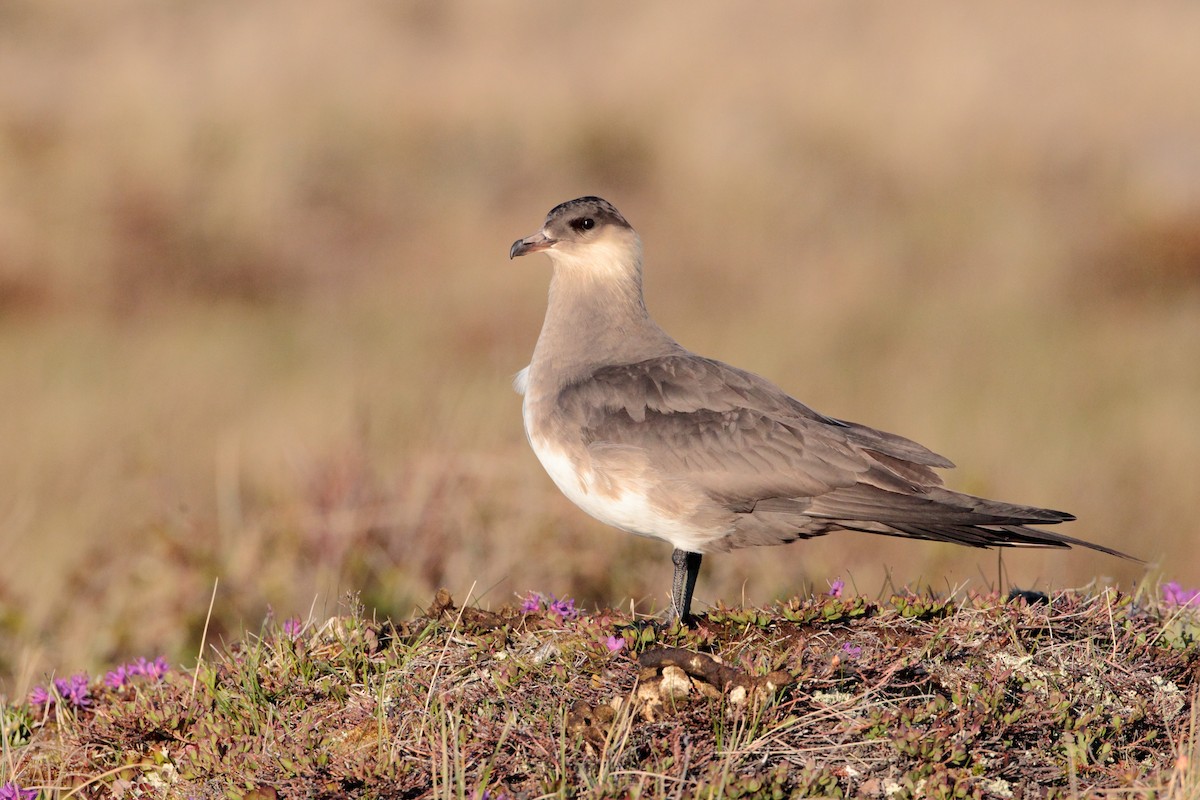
{"left": 3, "top": 587, "right": 1197, "bottom": 799}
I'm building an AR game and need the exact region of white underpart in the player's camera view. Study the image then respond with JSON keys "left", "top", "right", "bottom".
{"left": 524, "top": 402, "right": 720, "bottom": 552}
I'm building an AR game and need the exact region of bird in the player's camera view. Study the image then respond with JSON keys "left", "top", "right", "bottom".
{"left": 509, "top": 196, "right": 1135, "bottom": 623}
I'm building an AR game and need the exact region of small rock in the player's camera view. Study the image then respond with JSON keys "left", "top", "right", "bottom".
{"left": 659, "top": 665, "right": 692, "bottom": 700}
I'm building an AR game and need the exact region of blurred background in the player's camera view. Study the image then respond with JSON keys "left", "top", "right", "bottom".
{"left": 1, "top": 1, "right": 1197, "bottom": 694}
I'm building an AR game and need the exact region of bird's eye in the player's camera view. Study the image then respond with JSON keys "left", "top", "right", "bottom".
{"left": 571, "top": 217, "right": 595, "bottom": 231}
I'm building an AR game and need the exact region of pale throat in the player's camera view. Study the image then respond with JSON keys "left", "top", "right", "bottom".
{"left": 529, "top": 244, "right": 664, "bottom": 381}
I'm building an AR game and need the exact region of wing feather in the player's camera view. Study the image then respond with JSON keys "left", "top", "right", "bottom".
{"left": 556, "top": 354, "right": 948, "bottom": 504}
{"left": 551, "top": 354, "right": 1135, "bottom": 561}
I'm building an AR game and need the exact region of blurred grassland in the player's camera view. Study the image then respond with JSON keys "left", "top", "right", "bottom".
{"left": 1, "top": 1, "right": 1199, "bottom": 692}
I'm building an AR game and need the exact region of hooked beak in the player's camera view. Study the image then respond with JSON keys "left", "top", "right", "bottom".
{"left": 509, "top": 230, "right": 555, "bottom": 259}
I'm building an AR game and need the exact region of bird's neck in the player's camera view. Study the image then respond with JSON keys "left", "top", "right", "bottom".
{"left": 530, "top": 265, "right": 679, "bottom": 390}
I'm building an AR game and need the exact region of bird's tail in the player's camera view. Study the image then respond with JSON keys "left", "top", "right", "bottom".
{"left": 806, "top": 485, "right": 1140, "bottom": 562}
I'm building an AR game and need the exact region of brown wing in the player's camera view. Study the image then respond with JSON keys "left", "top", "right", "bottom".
{"left": 555, "top": 355, "right": 1134, "bottom": 560}
{"left": 557, "top": 354, "right": 952, "bottom": 504}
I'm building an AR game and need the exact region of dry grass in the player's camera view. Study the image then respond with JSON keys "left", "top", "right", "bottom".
{"left": 1, "top": 1, "right": 1199, "bottom": 693}
{"left": 2, "top": 588, "right": 1199, "bottom": 798}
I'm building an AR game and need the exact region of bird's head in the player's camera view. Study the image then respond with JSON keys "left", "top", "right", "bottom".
{"left": 509, "top": 197, "right": 642, "bottom": 279}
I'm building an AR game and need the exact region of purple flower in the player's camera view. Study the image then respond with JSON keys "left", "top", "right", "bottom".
{"left": 30, "top": 675, "right": 91, "bottom": 709}
{"left": 604, "top": 635, "right": 626, "bottom": 653}
{"left": 828, "top": 578, "right": 845, "bottom": 598}
{"left": 54, "top": 674, "right": 91, "bottom": 708}
{"left": 548, "top": 595, "right": 579, "bottom": 620}
{"left": 1163, "top": 581, "right": 1200, "bottom": 607}
{"left": 519, "top": 592, "right": 580, "bottom": 620}
{"left": 105, "top": 656, "right": 170, "bottom": 688}
{"left": 144, "top": 656, "right": 170, "bottom": 680}
{"left": 840, "top": 642, "right": 862, "bottom": 659}
{"left": 0, "top": 782, "right": 39, "bottom": 800}
{"left": 282, "top": 617, "right": 304, "bottom": 640}
{"left": 104, "top": 665, "right": 130, "bottom": 689}
{"left": 28, "top": 685, "right": 51, "bottom": 709}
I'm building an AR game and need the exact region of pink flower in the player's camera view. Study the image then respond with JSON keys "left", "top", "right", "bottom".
{"left": 0, "top": 782, "right": 39, "bottom": 800}
{"left": 28, "top": 686, "right": 50, "bottom": 707}
{"left": 548, "top": 596, "right": 579, "bottom": 620}
{"left": 144, "top": 656, "right": 170, "bottom": 680}
{"left": 283, "top": 618, "right": 304, "bottom": 640}
{"left": 828, "top": 578, "right": 845, "bottom": 598}
{"left": 1163, "top": 581, "right": 1200, "bottom": 607}
{"left": 519, "top": 592, "right": 580, "bottom": 620}
{"left": 58, "top": 674, "right": 92, "bottom": 708}
{"left": 105, "top": 656, "right": 170, "bottom": 688}
{"left": 605, "top": 635, "right": 626, "bottom": 653}
{"left": 36, "top": 674, "right": 92, "bottom": 708}
{"left": 104, "top": 665, "right": 130, "bottom": 689}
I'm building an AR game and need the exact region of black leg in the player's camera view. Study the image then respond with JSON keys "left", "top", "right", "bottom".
{"left": 670, "top": 549, "right": 703, "bottom": 623}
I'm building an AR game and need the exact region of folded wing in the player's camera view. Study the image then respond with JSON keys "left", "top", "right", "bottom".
{"left": 555, "top": 355, "right": 1129, "bottom": 558}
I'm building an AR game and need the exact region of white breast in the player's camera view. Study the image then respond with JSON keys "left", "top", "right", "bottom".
{"left": 523, "top": 398, "right": 724, "bottom": 552}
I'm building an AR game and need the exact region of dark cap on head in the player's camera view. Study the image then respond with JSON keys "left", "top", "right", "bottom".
{"left": 510, "top": 196, "right": 633, "bottom": 259}
{"left": 543, "top": 197, "right": 631, "bottom": 230}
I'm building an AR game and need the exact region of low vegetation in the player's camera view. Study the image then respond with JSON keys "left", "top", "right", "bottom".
{"left": 3, "top": 585, "right": 1197, "bottom": 798}
{"left": 2, "top": 2, "right": 1196, "bottom": 693}
{"left": 2, "top": 7, "right": 1198, "bottom": 797}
